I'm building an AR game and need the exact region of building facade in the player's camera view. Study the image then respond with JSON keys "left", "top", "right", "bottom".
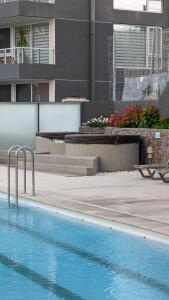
{"left": 0, "top": 0, "right": 168, "bottom": 119}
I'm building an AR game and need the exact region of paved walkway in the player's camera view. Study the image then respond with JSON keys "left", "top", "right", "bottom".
{"left": 1, "top": 165, "right": 169, "bottom": 241}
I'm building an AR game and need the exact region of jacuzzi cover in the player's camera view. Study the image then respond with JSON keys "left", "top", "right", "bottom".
{"left": 65, "top": 134, "right": 140, "bottom": 144}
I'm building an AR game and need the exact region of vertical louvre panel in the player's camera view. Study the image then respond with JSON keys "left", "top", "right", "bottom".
{"left": 115, "top": 26, "right": 146, "bottom": 68}
{"left": 32, "top": 23, "right": 49, "bottom": 64}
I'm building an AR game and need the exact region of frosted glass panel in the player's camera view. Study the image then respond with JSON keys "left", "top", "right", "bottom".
{"left": 0, "top": 104, "right": 37, "bottom": 149}
{"left": 39, "top": 103, "right": 81, "bottom": 132}
{"left": 0, "top": 103, "right": 81, "bottom": 150}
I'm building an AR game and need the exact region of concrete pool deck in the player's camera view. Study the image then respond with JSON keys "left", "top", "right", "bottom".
{"left": 1, "top": 165, "right": 169, "bottom": 242}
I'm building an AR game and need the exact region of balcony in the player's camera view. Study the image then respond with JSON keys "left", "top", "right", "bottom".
{"left": 0, "top": 0, "right": 55, "bottom": 3}
{"left": 0, "top": 0, "right": 55, "bottom": 25}
{"left": 0, "top": 47, "right": 55, "bottom": 65}
{"left": 0, "top": 47, "right": 56, "bottom": 81}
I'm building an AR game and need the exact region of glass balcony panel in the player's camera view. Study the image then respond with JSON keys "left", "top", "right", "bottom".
{"left": 0, "top": 47, "right": 54, "bottom": 64}
{"left": 0, "top": 0, "right": 55, "bottom": 4}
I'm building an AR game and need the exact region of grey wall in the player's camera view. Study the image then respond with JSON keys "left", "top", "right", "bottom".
{"left": 112, "top": 10, "right": 164, "bottom": 27}
{"left": 114, "top": 100, "right": 159, "bottom": 114}
{"left": 55, "top": 19, "right": 90, "bottom": 80}
{"left": 1, "top": 0, "right": 169, "bottom": 117}
{"left": 159, "top": 83, "right": 169, "bottom": 117}
{"left": 55, "top": 80, "right": 90, "bottom": 100}
{"left": 95, "top": 22, "right": 113, "bottom": 82}
{"left": 96, "top": 0, "right": 112, "bottom": 22}
{"left": 54, "top": 0, "right": 90, "bottom": 20}
{"left": 0, "top": 64, "right": 56, "bottom": 81}
{"left": 55, "top": 18, "right": 90, "bottom": 99}
{"left": 0, "top": 1, "right": 55, "bottom": 19}
{"left": 53, "top": 0, "right": 114, "bottom": 104}
{"left": 81, "top": 101, "right": 114, "bottom": 122}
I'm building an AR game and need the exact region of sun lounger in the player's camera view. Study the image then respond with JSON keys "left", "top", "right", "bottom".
{"left": 134, "top": 164, "right": 167, "bottom": 179}
{"left": 156, "top": 168, "right": 169, "bottom": 183}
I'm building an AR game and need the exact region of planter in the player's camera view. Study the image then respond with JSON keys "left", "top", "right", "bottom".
{"left": 79, "top": 126, "right": 105, "bottom": 134}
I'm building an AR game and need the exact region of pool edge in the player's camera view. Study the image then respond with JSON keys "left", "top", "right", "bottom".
{"left": 1, "top": 189, "right": 169, "bottom": 246}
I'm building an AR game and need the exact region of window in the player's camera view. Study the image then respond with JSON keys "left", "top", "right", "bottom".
{"left": 32, "top": 24, "right": 49, "bottom": 64}
{"left": 32, "top": 83, "right": 49, "bottom": 102}
{"left": 0, "top": 85, "right": 11, "bottom": 102}
{"left": 113, "top": 25, "right": 163, "bottom": 101}
{"left": 113, "top": 0, "right": 162, "bottom": 13}
{"left": 114, "top": 25, "right": 162, "bottom": 69}
{"left": 15, "top": 83, "right": 49, "bottom": 102}
{"left": 114, "top": 25, "right": 147, "bottom": 68}
{"left": 0, "top": 28, "right": 10, "bottom": 49}
{"left": 16, "top": 84, "right": 31, "bottom": 102}
{"left": 14, "top": 23, "right": 49, "bottom": 64}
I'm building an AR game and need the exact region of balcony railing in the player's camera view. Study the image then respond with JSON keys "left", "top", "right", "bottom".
{"left": 0, "top": 47, "right": 55, "bottom": 64}
{"left": 0, "top": 0, "right": 55, "bottom": 3}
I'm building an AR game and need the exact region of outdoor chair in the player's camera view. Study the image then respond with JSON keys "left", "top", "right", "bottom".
{"left": 134, "top": 162, "right": 169, "bottom": 179}
{"left": 156, "top": 168, "right": 169, "bottom": 183}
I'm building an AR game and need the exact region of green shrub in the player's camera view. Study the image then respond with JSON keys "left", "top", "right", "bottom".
{"left": 138, "top": 106, "right": 160, "bottom": 128}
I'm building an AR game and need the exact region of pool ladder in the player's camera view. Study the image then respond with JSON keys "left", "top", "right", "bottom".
{"left": 8, "top": 145, "right": 35, "bottom": 208}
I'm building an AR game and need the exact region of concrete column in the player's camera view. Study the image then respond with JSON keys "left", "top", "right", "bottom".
{"left": 49, "top": 19, "right": 56, "bottom": 64}
{"left": 91, "top": 0, "right": 96, "bottom": 101}
{"left": 11, "top": 84, "right": 16, "bottom": 102}
{"left": 49, "top": 80, "right": 55, "bottom": 102}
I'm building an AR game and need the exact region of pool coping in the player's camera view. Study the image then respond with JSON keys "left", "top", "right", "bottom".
{"left": 2, "top": 188, "right": 169, "bottom": 246}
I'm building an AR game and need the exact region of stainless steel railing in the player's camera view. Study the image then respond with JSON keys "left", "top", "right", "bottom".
{"left": 0, "top": 47, "right": 55, "bottom": 65}
{"left": 8, "top": 145, "right": 35, "bottom": 208}
{"left": 0, "top": 0, "right": 55, "bottom": 4}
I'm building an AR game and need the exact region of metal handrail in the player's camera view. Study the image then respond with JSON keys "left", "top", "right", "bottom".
{"left": 0, "top": 47, "right": 55, "bottom": 64}
{"left": 15, "top": 147, "right": 27, "bottom": 208}
{"left": 0, "top": 0, "right": 55, "bottom": 4}
{"left": 8, "top": 145, "right": 21, "bottom": 207}
{"left": 8, "top": 145, "right": 35, "bottom": 208}
{"left": 0, "top": 47, "right": 55, "bottom": 51}
{"left": 21, "top": 146, "right": 35, "bottom": 196}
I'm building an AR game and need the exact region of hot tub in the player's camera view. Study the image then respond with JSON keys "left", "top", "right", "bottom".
{"left": 65, "top": 134, "right": 140, "bottom": 172}
{"left": 36, "top": 132, "right": 78, "bottom": 154}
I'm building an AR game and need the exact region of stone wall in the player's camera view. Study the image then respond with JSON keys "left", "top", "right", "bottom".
{"left": 106, "top": 128, "right": 169, "bottom": 164}
{"left": 79, "top": 127, "right": 104, "bottom": 134}
{"left": 80, "top": 126, "right": 169, "bottom": 164}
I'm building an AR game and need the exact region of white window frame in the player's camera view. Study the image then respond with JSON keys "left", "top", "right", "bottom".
{"left": 113, "top": 0, "right": 163, "bottom": 14}
{"left": 114, "top": 24, "right": 162, "bottom": 70}
{"left": 146, "top": 26, "right": 162, "bottom": 70}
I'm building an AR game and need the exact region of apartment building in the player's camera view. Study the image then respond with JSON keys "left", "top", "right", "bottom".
{"left": 0, "top": 0, "right": 168, "bottom": 117}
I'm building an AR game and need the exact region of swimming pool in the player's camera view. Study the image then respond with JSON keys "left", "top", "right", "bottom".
{"left": 0, "top": 194, "right": 169, "bottom": 300}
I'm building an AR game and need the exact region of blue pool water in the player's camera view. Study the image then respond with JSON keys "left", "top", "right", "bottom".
{"left": 0, "top": 195, "right": 169, "bottom": 299}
